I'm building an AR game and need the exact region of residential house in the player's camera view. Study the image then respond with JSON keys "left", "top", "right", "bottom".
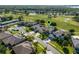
{"left": 2, "top": 35, "right": 24, "bottom": 46}
{"left": 52, "top": 29, "right": 69, "bottom": 39}
{"left": 32, "top": 24, "right": 48, "bottom": 33}
{"left": 12, "top": 41, "right": 34, "bottom": 54}
{"left": 72, "top": 36, "right": 79, "bottom": 53}
{"left": 0, "top": 32, "right": 12, "bottom": 41}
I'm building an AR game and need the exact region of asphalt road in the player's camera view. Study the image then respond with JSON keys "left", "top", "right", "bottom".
{"left": 35, "top": 37, "right": 60, "bottom": 54}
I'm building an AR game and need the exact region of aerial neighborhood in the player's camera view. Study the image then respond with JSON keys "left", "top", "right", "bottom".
{"left": 0, "top": 5, "right": 79, "bottom": 54}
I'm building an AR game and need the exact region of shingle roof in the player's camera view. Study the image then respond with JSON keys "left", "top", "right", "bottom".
{"left": 2, "top": 35, "right": 24, "bottom": 46}
{"left": 12, "top": 41, "right": 34, "bottom": 54}
{"left": 0, "top": 32, "right": 11, "bottom": 41}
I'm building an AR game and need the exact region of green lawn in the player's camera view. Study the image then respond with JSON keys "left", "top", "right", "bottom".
{"left": 66, "top": 46, "right": 74, "bottom": 54}
{"left": 48, "top": 41, "right": 74, "bottom": 54}
{"left": 47, "top": 16, "right": 79, "bottom": 35}
{"left": 48, "top": 41, "right": 64, "bottom": 54}
{"left": 36, "top": 43, "right": 45, "bottom": 54}
{"left": 33, "top": 43, "right": 45, "bottom": 54}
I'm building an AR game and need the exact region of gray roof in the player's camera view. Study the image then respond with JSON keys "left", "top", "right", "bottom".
{"left": 72, "top": 38, "right": 79, "bottom": 48}
{"left": 76, "top": 44, "right": 79, "bottom": 48}
{"left": 32, "top": 24, "right": 48, "bottom": 33}
{"left": 0, "top": 32, "right": 11, "bottom": 41}
{"left": 12, "top": 41, "right": 34, "bottom": 54}
{"left": 2, "top": 36, "right": 24, "bottom": 45}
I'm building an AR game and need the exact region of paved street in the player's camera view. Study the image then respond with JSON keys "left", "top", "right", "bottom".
{"left": 35, "top": 37, "right": 60, "bottom": 54}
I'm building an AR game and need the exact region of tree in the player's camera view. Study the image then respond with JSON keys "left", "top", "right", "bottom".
{"left": 0, "top": 42, "right": 6, "bottom": 53}
{"left": 35, "top": 19, "right": 45, "bottom": 25}
{"left": 25, "top": 35, "right": 34, "bottom": 41}
{"left": 53, "top": 27, "right": 58, "bottom": 31}
{"left": 62, "top": 40, "right": 68, "bottom": 46}
{"left": 58, "top": 39, "right": 63, "bottom": 45}
{"left": 75, "top": 13, "right": 79, "bottom": 16}
{"left": 7, "top": 16, "right": 13, "bottom": 20}
{"left": 40, "top": 20, "right": 45, "bottom": 24}
{"left": 18, "top": 16, "right": 23, "bottom": 21}
{"left": 63, "top": 47, "right": 69, "bottom": 54}
{"left": 50, "top": 22, "right": 57, "bottom": 26}
{"left": 40, "top": 33, "right": 48, "bottom": 40}
{"left": 35, "top": 19, "right": 40, "bottom": 23}
{"left": 29, "top": 27, "right": 34, "bottom": 31}
{"left": 53, "top": 37, "right": 59, "bottom": 41}
{"left": 43, "top": 47, "right": 47, "bottom": 54}
{"left": 0, "top": 42, "right": 12, "bottom": 54}
{"left": 69, "top": 29, "right": 75, "bottom": 32}
{"left": 73, "top": 16, "right": 79, "bottom": 22}
{"left": 69, "top": 29, "right": 75, "bottom": 35}
{"left": 4, "top": 9, "right": 9, "bottom": 14}
{"left": 33, "top": 42, "right": 38, "bottom": 53}
{"left": 25, "top": 10, "right": 29, "bottom": 16}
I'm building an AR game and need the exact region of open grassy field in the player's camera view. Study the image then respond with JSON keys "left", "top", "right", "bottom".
{"left": 50, "top": 16, "right": 79, "bottom": 35}
{"left": 1, "top": 12, "right": 79, "bottom": 35}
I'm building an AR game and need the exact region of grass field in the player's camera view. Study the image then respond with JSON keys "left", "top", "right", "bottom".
{"left": 0, "top": 12, "right": 79, "bottom": 35}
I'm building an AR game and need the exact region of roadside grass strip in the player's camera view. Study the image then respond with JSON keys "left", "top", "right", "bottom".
{"left": 48, "top": 41, "right": 64, "bottom": 54}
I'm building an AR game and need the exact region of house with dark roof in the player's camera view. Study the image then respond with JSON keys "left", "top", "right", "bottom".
{"left": 0, "top": 32, "right": 12, "bottom": 41}
{"left": 12, "top": 41, "right": 34, "bottom": 54}
{"left": 32, "top": 24, "right": 49, "bottom": 33}
{"left": 52, "top": 29, "right": 69, "bottom": 38}
{"left": 2, "top": 35, "right": 25, "bottom": 46}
